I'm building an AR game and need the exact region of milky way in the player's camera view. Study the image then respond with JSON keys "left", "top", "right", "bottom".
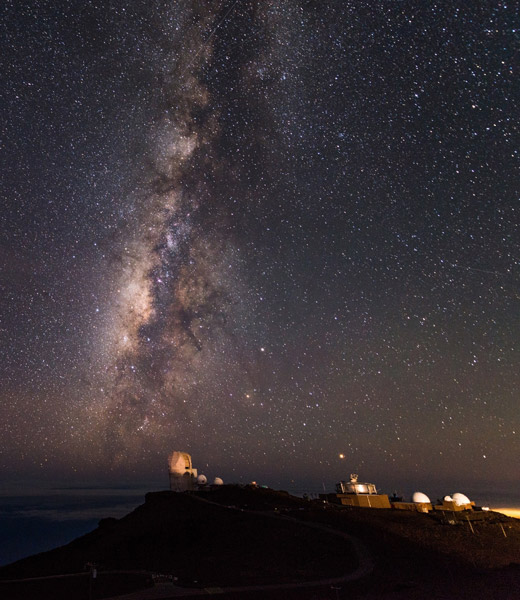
{"left": 95, "top": 4, "right": 241, "bottom": 461}
{"left": 1, "top": 1, "right": 518, "bottom": 491}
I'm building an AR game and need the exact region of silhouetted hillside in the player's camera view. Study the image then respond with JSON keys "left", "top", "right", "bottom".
{"left": 0, "top": 489, "right": 356, "bottom": 585}
{"left": 1, "top": 486, "right": 520, "bottom": 599}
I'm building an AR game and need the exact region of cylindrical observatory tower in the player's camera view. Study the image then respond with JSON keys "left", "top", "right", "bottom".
{"left": 168, "top": 451, "right": 198, "bottom": 492}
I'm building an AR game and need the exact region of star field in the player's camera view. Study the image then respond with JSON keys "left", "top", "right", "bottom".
{"left": 1, "top": 0, "right": 518, "bottom": 492}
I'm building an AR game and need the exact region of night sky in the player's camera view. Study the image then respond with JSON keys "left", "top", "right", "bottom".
{"left": 1, "top": 1, "right": 518, "bottom": 493}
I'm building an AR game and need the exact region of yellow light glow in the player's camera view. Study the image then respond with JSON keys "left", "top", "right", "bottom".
{"left": 494, "top": 508, "right": 520, "bottom": 519}
{"left": 339, "top": 453, "right": 345, "bottom": 459}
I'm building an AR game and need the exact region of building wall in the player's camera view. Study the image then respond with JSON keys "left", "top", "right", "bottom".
{"left": 434, "top": 500, "right": 474, "bottom": 511}
{"left": 392, "top": 501, "right": 432, "bottom": 513}
{"left": 169, "top": 471, "right": 195, "bottom": 492}
{"left": 338, "top": 494, "right": 391, "bottom": 508}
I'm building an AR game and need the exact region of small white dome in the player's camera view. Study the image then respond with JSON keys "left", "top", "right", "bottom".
{"left": 196, "top": 474, "right": 207, "bottom": 485}
{"left": 213, "top": 477, "right": 224, "bottom": 486}
{"left": 452, "top": 492, "right": 471, "bottom": 506}
{"left": 412, "top": 492, "right": 431, "bottom": 504}
{"left": 443, "top": 495, "right": 453, "bottom": 502}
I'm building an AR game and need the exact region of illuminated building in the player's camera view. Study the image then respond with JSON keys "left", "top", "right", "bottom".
{"left": 335, "top": 474, "right": 391, "bottom": 508}
{"left": 434, "top": 493, "right": 474, "bottom": 512}
{"left": 168, "top": 451, "right": 198, "bottom": 492}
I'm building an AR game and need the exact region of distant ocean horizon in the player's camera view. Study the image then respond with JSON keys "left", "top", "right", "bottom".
{"left": 0, "top": 484, "right": 519, "bottom": 568}
{"left": 0, "top": 486, "right": 160, "bottom": 567}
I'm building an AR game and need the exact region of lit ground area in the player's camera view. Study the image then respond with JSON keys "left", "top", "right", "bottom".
{"left": 495, "top": 508, "right": 520, "bottom": 519}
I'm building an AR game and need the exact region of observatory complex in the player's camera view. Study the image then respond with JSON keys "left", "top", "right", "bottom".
{"left": 166, "top": 454, "right": 476, "bottom": 516}
{"left": 323, "top": 473, "right": 476, "bottom": 514}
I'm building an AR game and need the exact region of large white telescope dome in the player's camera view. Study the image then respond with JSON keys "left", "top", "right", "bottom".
{"left": 452, "top": 492, "right": 471, "bottom": 506}
{"left": 412, "top": 492, "right": 431, "bottom": 504}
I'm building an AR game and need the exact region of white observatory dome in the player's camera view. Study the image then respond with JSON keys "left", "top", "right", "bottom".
{"left": 452, "top": 492, "right": 471, "bottom": 506}
{"left": 196, "top": 474, "right": 207, "bottom": 485}
{"left": 443, "top": 495, "right": 453, "bottom": 502}
{"left": 213, "top": 477, "right": 224, "bottom": 486}
{"left": 412, "top": 492, "right": 431, "bottom": 504}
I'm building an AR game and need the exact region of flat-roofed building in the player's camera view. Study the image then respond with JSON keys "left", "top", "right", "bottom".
{"left": 335, "top": 474, "right": 391, "bottom": 508}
